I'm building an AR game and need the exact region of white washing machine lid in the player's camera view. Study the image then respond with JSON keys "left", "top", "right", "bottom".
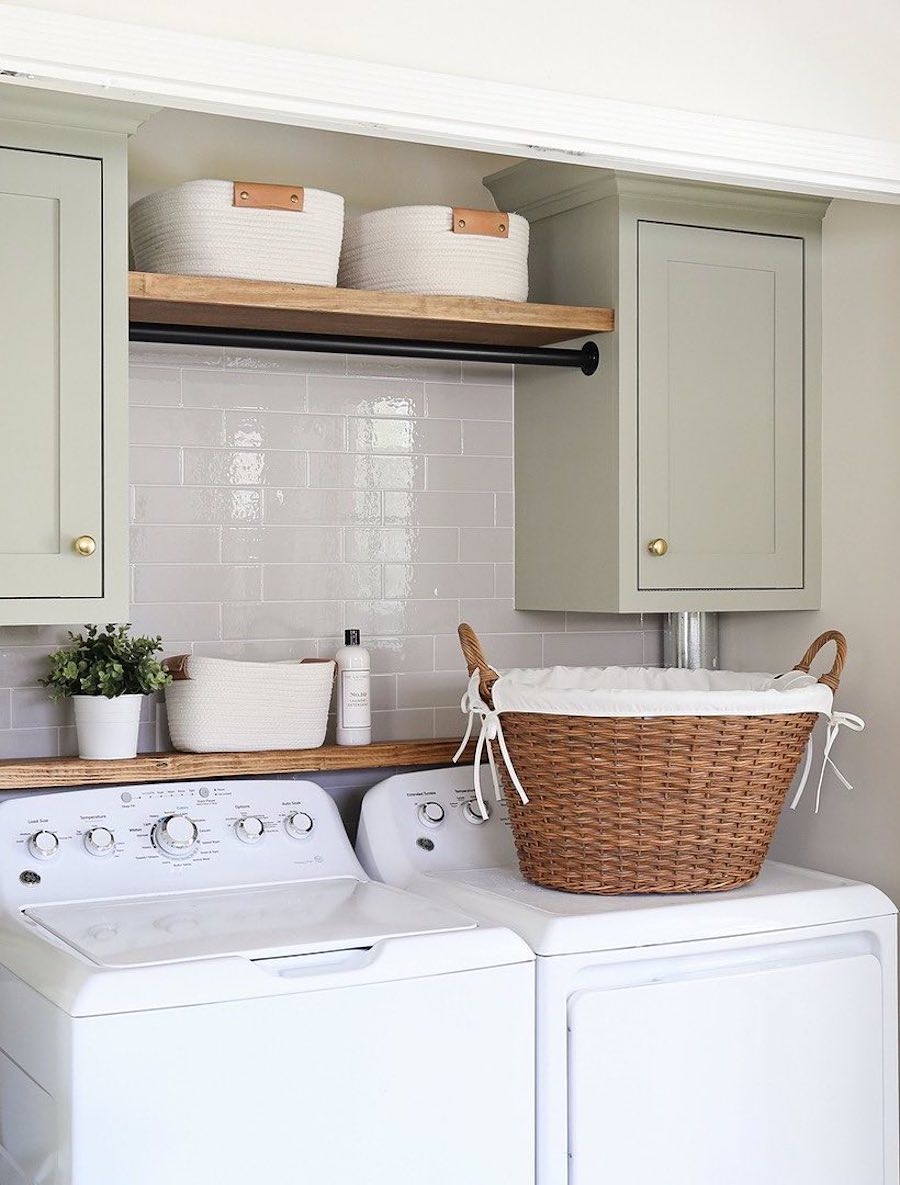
{"left": 417, "top": 861, "right": 897, "bottom": 956}
{"left": 24, "top": 877, "right": 476, "bottom": 968}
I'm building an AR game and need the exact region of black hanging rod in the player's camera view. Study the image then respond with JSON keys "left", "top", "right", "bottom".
{"left": 130, "top": 322, "right": 600, "bottom": 375}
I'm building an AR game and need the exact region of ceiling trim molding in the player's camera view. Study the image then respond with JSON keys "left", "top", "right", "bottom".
{"left": 2, "top": 2, "right": 900, "bottom": 201}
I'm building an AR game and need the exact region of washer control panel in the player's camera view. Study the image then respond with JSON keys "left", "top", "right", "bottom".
{"left": 356, "top": 767, "right": 517, "bottom": 887}
{"left": 1, "top": 779, "right": 362, "bottom": 911}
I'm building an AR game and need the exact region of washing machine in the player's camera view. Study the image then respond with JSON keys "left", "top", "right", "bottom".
{"left": 0, "top": 779, "right": 535, "bottom": 1185}
{"left": 357, "top": 765, "right": 900, "bottom": 1185}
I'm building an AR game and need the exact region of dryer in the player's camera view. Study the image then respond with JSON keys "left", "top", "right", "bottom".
{"left": 0, "top": 779, "right": 535, "bottom": 1185}
{"left": 357, "top": 765, "right": 900, "bottom": 1185}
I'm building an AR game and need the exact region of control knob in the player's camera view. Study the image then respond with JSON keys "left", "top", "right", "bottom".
{"left": 27, "top": 830, "right": 59, "bottom": 860}
{"left": 84, "top": 826, "right": 115, "bottom": 856}
{"left": 417, "top": 801, "right": 445, "bottom": 828}
{"left": 235, "top": 816, "right": 265, "bottom": 845}
{"left": 152, "top": 814, "right": 199, "bottom": 858}
{"left": 284, "top": 811, "right": 314, "bottom": 839}
{"left": 463, "top": 800, "right": 491, "bottom": 825}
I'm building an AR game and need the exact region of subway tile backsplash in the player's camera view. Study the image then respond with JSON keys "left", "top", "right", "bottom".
{"left": 0, "top": 345, "right": 662, "bottom": 759}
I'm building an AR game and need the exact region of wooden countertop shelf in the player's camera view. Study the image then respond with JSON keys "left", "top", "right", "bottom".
{"left": 129, "top": 271, "right": 614, "bottom": 347}
{"left": 0, "top": 739, "right": 471, "bottom": 791}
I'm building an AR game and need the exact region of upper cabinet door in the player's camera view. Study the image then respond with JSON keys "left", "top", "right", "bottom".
{"left": 637, "top": 221, "right": 805, "bottom": 592}
{"left": 0, "top": 146, "right": 103, "bottom": 601}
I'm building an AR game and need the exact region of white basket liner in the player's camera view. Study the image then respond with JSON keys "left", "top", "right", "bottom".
{"left": 339, "top": 205, "right": 529, "bottom": 301}
{"left": 130, "top": 179, "right": 345, "bottom": 286}
{"left": 487, "top": 664, "right": 834, "bottom": 718}
{"left": 165, "top": 655, "right": 335, "bottom": 752}
{"left": 454, "top": 664, "right": 864, "bottom": 821}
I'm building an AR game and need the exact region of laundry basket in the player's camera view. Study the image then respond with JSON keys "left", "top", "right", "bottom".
{"left": 339, "top": 206, "right": 529, "bottom": 300}
{"left": 130, "top": 180, "right": 345, "bottom": 285}
{"left": 163, "top": 654, "right": 335, "bottom": 752}
{"left": 457, "top": 623, "right": 849, "bottom": 895}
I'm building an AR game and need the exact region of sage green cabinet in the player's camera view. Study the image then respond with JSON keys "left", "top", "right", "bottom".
{"left": 486, "top": 165, "right": 828, "bottom": 613}
{"left": 0, "top": 97, "right": 150, "bottom": 624}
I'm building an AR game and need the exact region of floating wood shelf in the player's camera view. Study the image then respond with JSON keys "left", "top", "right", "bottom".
{"left": 0, "top": 739, "right": 472, "bottom": 791}
{"left": 129, "top": 271, "right": 614, "bottom": 347}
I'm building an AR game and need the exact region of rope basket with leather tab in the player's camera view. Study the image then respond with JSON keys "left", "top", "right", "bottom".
{"left": 457, "top": 623, "right": 847, "bottom": 894}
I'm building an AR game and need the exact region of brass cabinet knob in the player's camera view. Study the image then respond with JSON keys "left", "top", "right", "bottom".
{"left": 73, "top": 535, "right": 97, "bottom": 557}
{"left": 647, "top": 537, "right": 668, "bottom": 557}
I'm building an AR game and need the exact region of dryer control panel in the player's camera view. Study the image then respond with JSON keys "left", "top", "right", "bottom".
{"left": 0, "top": 780, "right": 364, "bottom": 911}
{"left": 356, "top": 767, "right": 517, "bottom": 888}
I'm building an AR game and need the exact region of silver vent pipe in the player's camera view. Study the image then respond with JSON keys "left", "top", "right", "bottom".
{"left": 663, "top": 611, "right": 720, "bottom": 670}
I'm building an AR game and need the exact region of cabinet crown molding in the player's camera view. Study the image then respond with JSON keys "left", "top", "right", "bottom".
{"left": 0, "top": 82, "right": 157, "bottom": 135}
{"left": 485, "top": 161, "right": 832, "bottom": 224}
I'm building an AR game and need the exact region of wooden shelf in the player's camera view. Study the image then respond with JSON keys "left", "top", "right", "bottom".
{"left": 0, "top": 739, "right": 471, "bottom": 791}
{"left": 129, "top": 271, "right": 614, "bottom": 347}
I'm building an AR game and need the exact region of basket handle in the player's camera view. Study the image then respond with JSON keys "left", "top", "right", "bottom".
{"left": 792, "top": 630, "right": 847, "bottom": 692}
{"left": 458, "top": 623, "right": 500, "bottom": 704}
{"left": 163, "top": 654, "right": 191, "bottom": 681}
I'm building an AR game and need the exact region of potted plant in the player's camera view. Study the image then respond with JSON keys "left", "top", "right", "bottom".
{"left": 42, "top": 624, "right": 172, "bottom": 760}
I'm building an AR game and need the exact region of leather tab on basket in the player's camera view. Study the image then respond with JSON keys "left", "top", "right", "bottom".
{"left": 233, "top": 182, "right": 305, "bottom": 212}
{"left": 163, "top": 654, "right": 191, "bottom": 681}
{"left": 451, "top": 208, "right": 510, "bottom": 238}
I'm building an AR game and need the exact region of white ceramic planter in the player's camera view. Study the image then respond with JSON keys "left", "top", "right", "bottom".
{"left": 72, "top": 694, "right": 143, "bottom": 760}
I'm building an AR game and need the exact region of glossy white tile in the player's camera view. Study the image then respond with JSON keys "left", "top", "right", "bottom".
{"left": 342, "top": 600, "right": 459, "bottom": 637}
{"left": 131, "top": 405, "right": 225, "bottom": 447}
{"left": 462, "top": 420, "right": 513, "bottom": 456}
{"left": 134, "top": 565, "right": 261, "bottom": 604}
{"left": 344, "top": 528, "right": 458, "bottom": 564}
{"left": 370, "top": 708, "right": 435, "bottom": 741}
{"left": 542, "top": 631, "right": 646, "bottom": 667}
{"left": 426, "top": 455, "right": 513, "bottom": 492}
{"left": 383, "top": 563, "right": 494, "bottom": 600}
{"left": 129, "top": 446, "right": 182, "bottom": 485}
{"left": 129, "top": 366, "right": 182, "bottom": 406}
{"left": 222, "top": 525, "right": 342, "bottom": 564}
{"left": 309, "top": 453, "right": 424, "bottom": 491}
{"left": 459, "top": 598, "right": 566, "bottom": 634}
{"left": 224, "top": 411, "right": 343, "bottom": 451}
{"left": 263, "top": 489, "right": 382, "bottom": 526}
{"left": 460, "top": 528, "right": 514, "bottom": 562}
{"left": 183, "top": 368, "right": 307, "bottom": 411}
{"left": 183, "top": 449, "right": 308, "bottom": 488}
{"left": 263, "top": 564, "right": 381, "bottom": 602}
{"left": 382, "top": 490, "right": 494, "bottom": 527}
{"left": 222, "top": 601, "right": 343, "bottom": 641}
{"left": 307, "top": 375, "right": 425, "bottom": 418}
{"left": 134, "top": 487, "right": 262, "bottom": 525}
{"left": 433, "top": 631, "right": 542, "bottom": 671}
{"left": 397, "top": 670, "right": 468, "bottom": 710}
{"left": 130, "top": 525, "right": 221, "bottom": 564}
{"left": 425, "top": 382, "right": 512, "bottom": 420}
{"left": 347, "top": 417, "right": 461, "bottom": 455}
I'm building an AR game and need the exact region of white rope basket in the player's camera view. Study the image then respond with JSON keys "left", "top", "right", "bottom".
{"left": 130, "top": 179, "right": 345, "bottom": 286}
{"left": 163, "top": 655, "right": 335, "bottom": 752}
{"left": 339, "top": 205, "right": 529, "bottom": 301}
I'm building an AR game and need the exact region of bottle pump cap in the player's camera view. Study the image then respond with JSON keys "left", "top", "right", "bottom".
{"left": 344, "top": 629, "right": 361, "bottom": 646}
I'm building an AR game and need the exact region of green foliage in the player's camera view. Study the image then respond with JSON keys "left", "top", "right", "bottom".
{"left": 41, "top": 624, "right": 172, "bottom": 701}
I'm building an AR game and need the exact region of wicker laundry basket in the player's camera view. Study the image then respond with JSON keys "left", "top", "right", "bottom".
{"left": 163, "top": 654, "right": 335, "bottom": 753}
{"left": 130, "top": 180, "right": 345, "bottom": 285}
{"left": 458, "top": 623, "right": 847, "bottom": 895}
{"left": 339, "top": 205, "right": 529, "bottom": 300}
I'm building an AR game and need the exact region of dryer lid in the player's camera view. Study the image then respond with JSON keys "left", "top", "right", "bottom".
{"left": 24, "top": 878, "right": 476, "bottom": 968}
{"left": 418, "top": 862, "right": 897, "bottom": 956}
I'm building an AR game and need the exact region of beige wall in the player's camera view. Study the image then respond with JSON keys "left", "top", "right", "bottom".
{"left": 13, "top": 0, "right": 900, "bottom": 141}
{"left": 129, "top": 110, "right": 510, "bottom": 213}
{"left": 721, "top": 198, "right": 900, "bottom": 901}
